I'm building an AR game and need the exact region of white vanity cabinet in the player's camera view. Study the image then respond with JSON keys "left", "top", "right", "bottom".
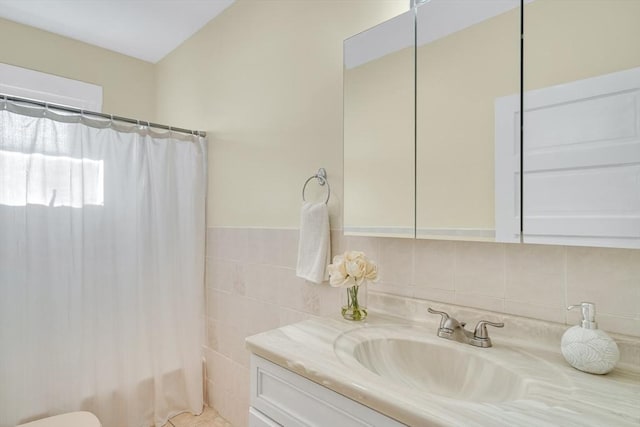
{"left": 249, "top": 355, "right": 405, "bottom": 427}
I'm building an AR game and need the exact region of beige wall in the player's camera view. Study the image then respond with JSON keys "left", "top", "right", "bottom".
{"left": 155, "top": 0, "right": 409, "bottom": 229}
{"left": 0, "top": 18, "right": 156, "bottom": 120}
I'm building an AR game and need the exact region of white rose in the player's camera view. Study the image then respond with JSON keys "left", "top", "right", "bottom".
{"left": 364, "top": 260, "right": 378, "bottom": 282}
{"left": 328, "top": 255, "right": 349, "bottom": 287}
{"left": 346, "top": 259, "right": 366, "bottom": 281}
{"left": 344, "top": 251, "right": 365, "bottom": 262}
{"left": 328, "top": 251, "right": 378, "bottom": 288}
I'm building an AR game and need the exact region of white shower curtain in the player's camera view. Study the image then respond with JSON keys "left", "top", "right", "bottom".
{"left": 0, "top": 101, "right": 206, "bottom": 427}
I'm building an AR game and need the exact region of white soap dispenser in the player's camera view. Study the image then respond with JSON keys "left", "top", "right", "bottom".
{"left": 561, "top": 302, "right": 619, "bottom": 374}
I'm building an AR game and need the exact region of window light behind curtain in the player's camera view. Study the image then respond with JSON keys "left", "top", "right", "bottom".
{"left": 0, "top": 100, "right": 207, "bottom": 427}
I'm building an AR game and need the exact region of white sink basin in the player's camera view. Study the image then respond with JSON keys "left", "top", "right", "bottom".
{"left": 334, "top": 324, "right": 568, "bottom": 403}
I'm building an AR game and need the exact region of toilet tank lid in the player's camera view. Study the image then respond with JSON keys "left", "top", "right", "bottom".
{"left": 17, "top": 411, "right": 101, "bottom": 427}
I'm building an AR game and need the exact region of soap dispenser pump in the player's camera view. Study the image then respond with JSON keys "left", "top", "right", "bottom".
{"left": 560, "top": 302, "right": 619, "bottom": 374}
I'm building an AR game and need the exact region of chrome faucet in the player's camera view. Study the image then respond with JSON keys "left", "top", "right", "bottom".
{"left": 428, "top": 308, "right": 504, "bottom": 348}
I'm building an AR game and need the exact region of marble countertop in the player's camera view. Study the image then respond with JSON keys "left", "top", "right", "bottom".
{"left": 246, "top": 307, "right": 640, "bottom": 427}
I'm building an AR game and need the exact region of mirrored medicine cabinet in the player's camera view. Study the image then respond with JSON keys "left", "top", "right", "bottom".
{"left": 343, "top": 0, "right": 640, "bottom": 249}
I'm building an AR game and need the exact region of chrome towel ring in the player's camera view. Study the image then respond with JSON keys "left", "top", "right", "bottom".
{"left": 302, "top": 168, "right": 331, "bottom": 204}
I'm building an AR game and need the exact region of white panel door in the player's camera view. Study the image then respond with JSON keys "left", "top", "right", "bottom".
{"left": 522, "top": 67, "right": 640, "bottom": 248}
{"left": 495, "top": 92, "right": 521, "bottom": 243}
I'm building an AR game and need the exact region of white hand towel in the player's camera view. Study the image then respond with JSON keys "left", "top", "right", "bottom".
{"left": 296, "top": 202, "right": 331, "bottom": 284}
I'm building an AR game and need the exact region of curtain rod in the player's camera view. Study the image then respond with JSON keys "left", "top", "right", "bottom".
{"left": 0, "top": 93, "right": 206, "bottom": 138}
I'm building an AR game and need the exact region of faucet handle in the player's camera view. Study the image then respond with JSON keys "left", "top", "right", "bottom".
{"left": 428, "top": 307, "right": 450, "bottom": 328}
{"left": 473, "top": 320, "right": 504, "bottom": 339}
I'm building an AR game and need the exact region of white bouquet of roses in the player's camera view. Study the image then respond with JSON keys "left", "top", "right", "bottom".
{"left": 327, "top": 251, "right": 378, "bottom": 288}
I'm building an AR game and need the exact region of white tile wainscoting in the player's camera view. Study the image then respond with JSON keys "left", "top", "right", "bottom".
{"left": 204, "top": 227, "right": 640, "bottom": 426}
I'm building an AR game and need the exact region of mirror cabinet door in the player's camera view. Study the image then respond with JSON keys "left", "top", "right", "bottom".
{"left": 523, "top": 0, "right": 640, "bottom": 248}
{"left": 416, "top": 0, "right": 522, "bottom": 242}
{"left": 343, "top": 11, "right": 415, "bottom": 238}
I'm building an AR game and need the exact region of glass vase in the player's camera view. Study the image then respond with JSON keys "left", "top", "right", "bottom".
{"left": 341, "top": 282, "right": 368, "bottom": 321}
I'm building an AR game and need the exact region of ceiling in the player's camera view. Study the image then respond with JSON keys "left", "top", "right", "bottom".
{"left": 0, "top": 0, "right": 235, "bottom": 63}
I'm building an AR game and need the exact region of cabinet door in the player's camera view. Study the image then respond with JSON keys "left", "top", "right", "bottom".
{"left": 522, "top": 0, "right": 640, "bottom": 248}
{"left": 250, "top": 355, "right": 405, "bottom": 427}
{"left": 249, "top": 407, "right": 280, "bottom": 427}
{"left": 416, "top": 0, "right": 521, "bottom": 242}
{"left": 344, "top": 11, "right": 415, "bottom": 238}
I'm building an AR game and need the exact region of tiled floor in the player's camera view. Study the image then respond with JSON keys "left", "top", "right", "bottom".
{"left": 163, "top": 406, "right": 233, "bottom": 427}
